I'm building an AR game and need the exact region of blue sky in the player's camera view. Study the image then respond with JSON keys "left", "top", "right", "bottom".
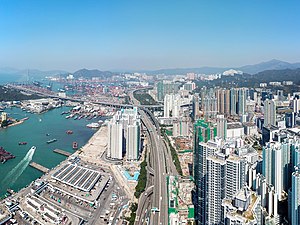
{"left": 0, "top": 0, "right": 300, "bottom": 71}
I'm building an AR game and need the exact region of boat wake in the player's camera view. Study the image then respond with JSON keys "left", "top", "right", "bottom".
{"left": 3, "top": 146, "right": 36, "bottom": 185}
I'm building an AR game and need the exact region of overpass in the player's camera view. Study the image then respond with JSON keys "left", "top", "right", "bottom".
{"left": 7, "top": 84, "right": 163, "bottom": 109}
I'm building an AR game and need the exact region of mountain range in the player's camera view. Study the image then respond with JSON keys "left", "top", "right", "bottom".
{"left": 1, "top": 59, "right": 300, "bottom": 80}
{"left": 141, "top": 59, "right": 300, "bottom": 75}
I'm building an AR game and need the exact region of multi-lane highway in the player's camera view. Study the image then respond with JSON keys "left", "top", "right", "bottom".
{"left": 128, "top": 89, "right": 178, "bottom": 225}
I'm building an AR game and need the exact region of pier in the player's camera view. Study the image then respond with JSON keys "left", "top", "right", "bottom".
{"left": 29, "top": 162, "right": 49, "bottom": 173}
{"left": 53, "top": 149, "right": 72, "bottom": 157}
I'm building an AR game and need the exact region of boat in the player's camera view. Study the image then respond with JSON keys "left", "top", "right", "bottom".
{"left": 0, "top": 147, "right": 15, "bottom": 163}
{"left": 66, "top": 130, "right": 73, "bottom": 134}
{"left": 72, "top": 142, "right": 78, "bottom": 150}
{"left": 47, "top": 139, "right": 57, "bottom": 144}
{"left": 18, "top": 142, "right": 27, "bottom": 145}
{"left": 31, "top": 146, "right": 37, "bottom": 151}
{"left": 86, "top": 123, "right": 100, "bottom": 129}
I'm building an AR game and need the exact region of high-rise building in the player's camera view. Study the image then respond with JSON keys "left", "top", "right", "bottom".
{"left": 206, "top": 153, "right": 246, "bottom": 224}
{"left": 291, "top": 168, "right": 300, "bottom": 225}
{"left": 230, "top": 88, "right": 238, "bottom": 116}
{"left": 292, "top": 97, "right": 300, "bottom": 113}
{"left": 238, "top": 88, "right": 247, "bottom": 116}
{"left": 262, "top": 142, "right": 284, "bottom": 201}
{"left": 108, "top": 107, "right": 141, "bottom": 160}
{"left": 164, "top": 94, "right": 174, "bottom": 117}
{"left": 107, "top": 121, "right": 123, "bottom": 159}
{"left": 193, "top": 141, "right": 219, "bottom": 224}
{"left": 203, "top": 94, "right": 218, "bottom": 120}
{"left": 192, "top": 94, "right": 200, "bottom": 121}
{"left": 264, "top": 99, "right": 277, "bottom": 127}
{"left": 126, "top": 121, "right": 141, "bottom": 160}
{"left": 156, "top": 80, "right": 181, "bottom": 101}
{"left": 206, "top": 154, "right": 226, "bottom": 225}
{"left": 217, "top": 89, "right": 230, "bottom": 116}
{"left": 163, "top": 94, "right": 182, "bottom": 118}
{"left": 217, "top": 114, "right": 227, "bottom": 140}
{"left": 173, "top": 116, "right": 190, "bottom": 137}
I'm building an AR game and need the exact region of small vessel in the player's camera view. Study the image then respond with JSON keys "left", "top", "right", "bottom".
{"left": 0, "top": 147, "right": 15, "bottom": 163}
{"left": 31, "top": 146, "right": 37, "bottom": 151}
{"left": 18, "top": 142, "right": 27, "bottom": 145}
{"left": 47, "top": 139, "right": 57, "bottom": 144}
{"left": 23, "top": 117, "right": 29, "bottom": 120}
{"left": 72, "top": 142, "right": 78, "bottom": 150}
{"left": 46, "top": 133, "right": 50, "bottom": 136}
{"left": 86, "top": 123, "right": 100, "bottom": 129}
{"left": 66, "top": 130, "right": 73, "bottom": 134}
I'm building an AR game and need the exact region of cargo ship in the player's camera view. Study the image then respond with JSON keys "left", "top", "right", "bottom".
{"left": 47, "top": 139, "right": 57, "bottom": 144}
{"left": 0, "top": 147, "right": 15, "bottom": 163}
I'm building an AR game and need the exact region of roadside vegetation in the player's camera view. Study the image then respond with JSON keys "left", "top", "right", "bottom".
{"left": 126, "top": 153, "right": 147, "bottom": 224}
{"left": 161, "top": 127, "right": 183, "bottom": 176}
{"left": 133, "top": 90, "right": 157, "bottom": 105}
{"left": 134, "top": 153, "right": 147, "bottom": 198}
{"left": 126, "top": 203, "right": 138, "bottom": 225}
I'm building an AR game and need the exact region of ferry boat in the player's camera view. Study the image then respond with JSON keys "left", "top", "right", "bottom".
{"left": 18, "top": 142, "right": 27, "bottom": 145}
{"left": 86, "top": 123, "right": 100, "bottom": 129}
{"left": 47, "top": 139, "right": 57, "bottom": 144}
{"left": 72, "top": 142, "right": 78, "bottom": 150}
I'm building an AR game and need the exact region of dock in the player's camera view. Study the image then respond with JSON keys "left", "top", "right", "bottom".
{"left": 53, "top": 149, "right": 72, "bottom": 157}
{"left": 29, "top": 162, "right": 49, "bottom": 173}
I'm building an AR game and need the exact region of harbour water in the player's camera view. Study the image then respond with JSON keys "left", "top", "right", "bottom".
{"left": 0, "top": 106, "right": 103, "bottom": 197}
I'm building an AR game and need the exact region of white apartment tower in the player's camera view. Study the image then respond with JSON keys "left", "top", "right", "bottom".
{"left": 107, "top": 121, "right": 123, "bottom": 159}
{"left": 126, "top": 121, "right": 141, "bottom": 160}
{"left": 107, "top": 107, "right": 141, "bottom": 160}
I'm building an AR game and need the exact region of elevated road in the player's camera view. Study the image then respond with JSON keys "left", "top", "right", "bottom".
{"left": 7, "top": 84, "right": 163, "bottom": 109}
{"left": 129, "top": 89, "right": 177, "bottom": 225}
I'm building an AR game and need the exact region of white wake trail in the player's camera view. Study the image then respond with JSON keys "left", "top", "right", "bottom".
{"left": 3, "top": 146, "right": 36, "bottom": 185}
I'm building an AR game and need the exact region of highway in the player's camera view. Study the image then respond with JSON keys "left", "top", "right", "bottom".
{"left": 7, "top": 84, "right": 163, "bottom": 109}
{"left": 9, "top": 83, "right": 176, "bottom": 224}
{"left": 129, "top": 90, "right": 177, "bottom": 225}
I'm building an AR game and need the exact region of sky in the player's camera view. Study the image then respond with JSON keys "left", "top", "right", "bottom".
{"left": 0, "top": 0, "right": 300, "bottom": 71}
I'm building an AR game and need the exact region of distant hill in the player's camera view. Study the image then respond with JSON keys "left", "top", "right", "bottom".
{"left": 73, "top": 68, "right": 114, "bottom": 78}
{"left": 253, "top": 68, "right": 300, "bottom": 84}
{"left": 239, "top": 59, "right": 300, "bottom": 74}
{"left": 139, "top": 59, "right": 300, "bottom": 75}
{"left": 195, "top": 68, "right": 300, "bottom": 91}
